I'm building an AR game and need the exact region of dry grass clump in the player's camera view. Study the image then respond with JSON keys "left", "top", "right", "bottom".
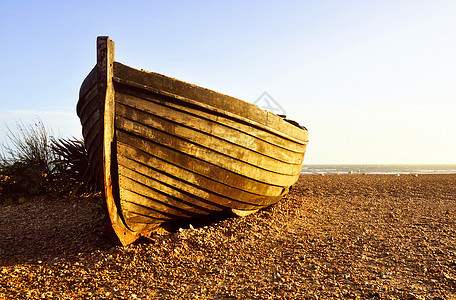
{"left": 0, "top": 119, "right": 96, "bottom": 205}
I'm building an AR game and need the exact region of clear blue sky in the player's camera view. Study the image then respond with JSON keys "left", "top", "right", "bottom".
{"left": 1, "top": 0, "right": 455, "bottom": 164}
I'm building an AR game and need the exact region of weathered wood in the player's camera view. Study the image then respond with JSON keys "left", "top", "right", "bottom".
{"left": 77, "top": 67, "right": 97, "bottom": 113}
{"left": 113, "top": 62, "right": 307, "bottom": 143}
{"left": 116, "top": 147, "right": 280, "bottom": 208}
{"left": 77, "top": 82, "right": 102, "bottom": 188}
{"left": 118, "top": 164, "right": 224, "bottom": 213}
{"left": 115, "top": 115, "right": 301, "bottom": 182}
{"left": 77, "top": 36, "right": 309, "bottom": 246}
{"left": 231, "top": 209, "right": 260, "bottom": 217}
{"left": 78, "top": 84, "right": 99, "bottom": 119}
{"left": 116, "top": 129, "right": 296, "bottom": 189}
{"left": 118, "top": 175, "right": 210, "bottom": 218}
{"left": 121, "top": 210, "right": 163, "bottom": 233}
{"left": 114, "top": 91, "right": 306, "bottom": 154}
{"left": 115, "top": 99, "right": 303, "bottom": 169}
{"left": 97, "top": 36, "right": 138, "bottom": 245}
{"left": 119, "top": 188, "right": 187, "bottom": 219}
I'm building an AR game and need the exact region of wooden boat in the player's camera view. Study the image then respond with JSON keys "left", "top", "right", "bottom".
{"left": 77, "top": 36, "right": 309, "bottom": 246}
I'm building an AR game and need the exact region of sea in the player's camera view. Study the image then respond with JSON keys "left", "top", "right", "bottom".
{"left": 301, "top": 164, "right": 456, "bottom": 175}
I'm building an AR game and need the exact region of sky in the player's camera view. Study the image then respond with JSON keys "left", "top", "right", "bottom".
{"left": 0, "top": 0, "right": 455, "bottom": 164}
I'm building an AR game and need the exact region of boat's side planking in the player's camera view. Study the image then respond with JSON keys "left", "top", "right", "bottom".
{"left": 112, "top": 63, "right": 307, "bottom": 237}
{"left": 77, "top": 36, "right": 309, "bottom": 245}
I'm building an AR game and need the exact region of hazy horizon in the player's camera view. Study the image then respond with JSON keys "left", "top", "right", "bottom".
{"left": 1, "top": 1, "right": 455, "bottom": 164}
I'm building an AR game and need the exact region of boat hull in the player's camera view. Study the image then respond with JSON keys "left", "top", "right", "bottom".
{"left": 77, "top": 37, "right": 308, "bottom": 245}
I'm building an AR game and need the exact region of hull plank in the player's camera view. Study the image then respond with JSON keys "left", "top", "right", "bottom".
{"left": 118, "top": 172, "right": 217, "bottom": 217}
{"left": 78, "top": 84, "right": 99, "bottom": 120}
{"left": 113, "top": 62, "right": 307, "bottom": 143}
{"left": 116, "top": 129, "right": 295, "bottom": 190}
{"left": 115, "top": 114, "right": 300, "bottom": 182}
{"left": 118, "top": 165, "right": 225, "bottom": 213}
{"left": 77, "top": 37, "right": 309, "bottom": 245}
{"left": 116, "top": 146, "right": 282, "bottom": 207}
{"left": 78, "top": 84, "right": 102, "bottom": 186}
{"left": 115, "top": 99, "right": 302, "bottom": 173}
{"left": 119, "top": 187, "right": 191, "bottom": 219}
{"left": 115, "top": 92, "right": 305, "bottom": 157}
{"left": 114, "top": 79, "right": 307, "bottom": 152}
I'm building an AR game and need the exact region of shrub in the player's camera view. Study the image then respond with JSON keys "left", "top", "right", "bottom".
{"left": 0, "top": 119, "right": 97, "bottom": 205}
{"left": 0, "top": 161, "right": 50, "bottom": 200}
{"left": 51, "top": 137, "right": 98, "bottom": 196}
{"left": 0, "top": 119, "right": 56, "bottom": 174}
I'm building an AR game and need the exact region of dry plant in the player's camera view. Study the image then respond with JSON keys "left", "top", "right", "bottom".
{"left": 51, "top": 137, "right": 99, "bottom": 196}
{"left": 0, "top": 118, "right": 97, "bottom": 204}
{"left": 0, "top": 119, "right": 56, "bottom": 174}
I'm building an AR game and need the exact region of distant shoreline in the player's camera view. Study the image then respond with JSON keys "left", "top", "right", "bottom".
{"left": 301, "top": 164, "right": 456, "bottom": 175}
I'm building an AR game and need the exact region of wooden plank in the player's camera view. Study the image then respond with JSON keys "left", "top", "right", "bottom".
{"left": 78, "top": 94, "right": 102, "bottom": 181}
{"left": 118, "top": 171, "right": 217, "bottom": 216}
{"left": 115, "top": 99, "right": 304, "bottom": 167}
{"left": 115, "top": 118, "right": 300, "bottom": 185}
{"left": 118, "top": 164, "right": 224, "bottom": 212}
{"left": 78, "top": 69, "right": 103, "bottom": 186}
{"left": 81, "top": 111, "right": 100, "bottom": 146}
{"left": 98, "top": 36, "right": 138, "bottom": 246}
{"left": 88, "top": 144, "right": 102, "bottom": 181}
{"left": 118, "top": 155, "right": 259, "bottom": 214}
{"left": 82, "top": 121, "right": 100, "bottom": 156}
{"left": 113, "top": 62, "right": 308, "bottom": 142}
{"left": 115, "top": 93, "right": 304, "bottom": 159}
{"left": 117, "top": 151, "right": 275, "bottom": 209}
{"left": 116, "top": 129, "right": 298, "bottom": 188}
{"left": 119, "top": 187, "right": 192, "bottom": 219}
{"left": 81, "top": 101, "right": 100, "bottom": 134}
{"left": 81, "top": 110, "right": 99, "bottom": 139}
{"left": 84, "top": 133, "right": 100, "bottom": 162}
{"left": 78, "top": 84, "right": 99, "bottom": 120}
{"left": 77, "top": 66, "right": 97, "bottom": 115}
{"left": 116, "top": 141, "right": 289, "bottom": 207}
{"left": 121, "top": 210, "right": 164, "bottom": 233}
{"left": 115, "top": 86, "right": 307, "bottom": 153}
{"left": 115, "top": 113, "right": 302, "bottom": 176}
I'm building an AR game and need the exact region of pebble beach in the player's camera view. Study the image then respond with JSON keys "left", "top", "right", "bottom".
{"left": 1, "top": 174, "right": 455, "bottom": 299}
